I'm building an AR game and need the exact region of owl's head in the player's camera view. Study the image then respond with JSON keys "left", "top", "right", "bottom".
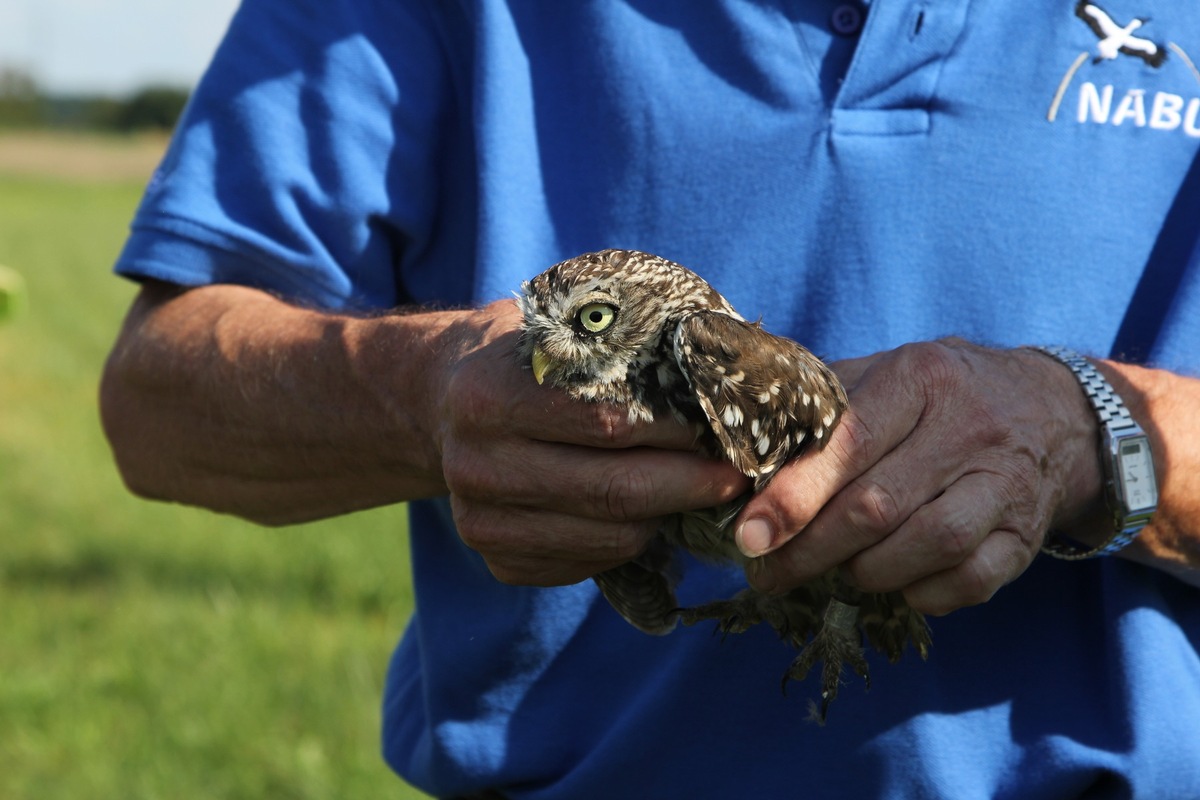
{"left": 517, "top": 249, "right": 732, "bottom": 403}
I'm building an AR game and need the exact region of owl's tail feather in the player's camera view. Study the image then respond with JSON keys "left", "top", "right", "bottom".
{"left": 592, "top": 540, "right": 680, "bottom": 635}
{"left": 860, "top": 592, "right": 932, "bottom": 662}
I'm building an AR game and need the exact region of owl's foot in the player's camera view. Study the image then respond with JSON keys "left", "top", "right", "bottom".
{"left": 676, "top": 588, "right": 784, "bottom": 639}
{"left": 782, "top": 598, "right": 869, "bottom": 723}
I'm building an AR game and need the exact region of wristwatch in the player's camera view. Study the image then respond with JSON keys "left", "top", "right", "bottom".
{"left": 1029, "top": 346, "right": 1158, "bottom": 560}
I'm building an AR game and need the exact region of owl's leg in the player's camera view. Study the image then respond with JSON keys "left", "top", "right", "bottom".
{"left": 783, "top": 595, "right": 870, "bottom": 723}
{"left": 676, "top": 588, "right": 779, "bottom": 638}
{"left": 677, "top": 582, "right": 828, "bottom": 644}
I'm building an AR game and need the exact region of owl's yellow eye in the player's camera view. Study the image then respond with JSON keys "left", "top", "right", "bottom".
{"left": 577, "top": 302, "right": 617, "bottom": 333}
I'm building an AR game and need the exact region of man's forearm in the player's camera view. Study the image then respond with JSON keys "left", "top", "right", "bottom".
{"left": 100, "top": 281, "right": 462, "bottom": 525}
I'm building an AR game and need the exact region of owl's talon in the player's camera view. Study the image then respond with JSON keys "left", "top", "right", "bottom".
{"left": 783, "top": 599, "right": 871, "bottom": 722}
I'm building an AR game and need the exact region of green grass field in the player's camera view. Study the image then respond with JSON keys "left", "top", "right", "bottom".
{"left": 0, "top": 134, "right": 427, "bottom": 798}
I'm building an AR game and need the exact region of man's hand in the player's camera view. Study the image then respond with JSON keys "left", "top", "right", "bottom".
{"left": 734, "top": 339, "right": 1107, "bottom": 616}
{"left": 432, "top": 301, "right": 748, "bottom": 586}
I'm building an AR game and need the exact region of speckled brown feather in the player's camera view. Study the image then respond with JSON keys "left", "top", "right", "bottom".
{"left": 674, "top": 311, "right": 846, "bottom": 488}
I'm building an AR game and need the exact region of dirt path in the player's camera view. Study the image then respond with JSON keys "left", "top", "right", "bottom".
{"left": 0, "top": 131, "right": 170, "bottom": 183}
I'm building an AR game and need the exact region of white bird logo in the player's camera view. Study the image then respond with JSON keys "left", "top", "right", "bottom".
{"left": 1076, "top": 2, "right": 1167, "bottom": 67}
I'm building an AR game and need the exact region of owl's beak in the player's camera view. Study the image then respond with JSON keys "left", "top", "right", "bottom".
{"left": 531, "top": 346, "right": 555, "bottom": 385}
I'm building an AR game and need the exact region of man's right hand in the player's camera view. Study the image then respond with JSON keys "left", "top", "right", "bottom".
{"left": 429, "top": 300, "right": 748, "bottom": 586}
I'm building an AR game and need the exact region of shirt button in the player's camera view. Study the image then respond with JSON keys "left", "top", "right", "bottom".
{"left": 830, "top": 3, "right": 865, "bottom": 37}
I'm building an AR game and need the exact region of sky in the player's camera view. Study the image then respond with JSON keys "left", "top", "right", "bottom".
{"left": 0, "top": 0, "right": 240, "bottom": 95}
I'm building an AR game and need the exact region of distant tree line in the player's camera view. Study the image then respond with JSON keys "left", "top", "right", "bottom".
{"left": 0, "top": 67, "right": 189, "bottom": 132}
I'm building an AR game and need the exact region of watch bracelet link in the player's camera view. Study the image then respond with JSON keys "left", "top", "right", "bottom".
{"left": 1027, "top": 345, "right": 1154, "bottom": 560}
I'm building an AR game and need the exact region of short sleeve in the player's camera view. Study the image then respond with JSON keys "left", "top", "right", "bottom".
{"left": 115, "top": 0, "right": 456, "bottom": 310}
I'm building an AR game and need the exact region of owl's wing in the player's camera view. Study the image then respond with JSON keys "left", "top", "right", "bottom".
{"left": 592, "top": 536, "right": 680, "bottom": 635}
{"left": 674, "top": 311, "right": 846, "bottom": 488}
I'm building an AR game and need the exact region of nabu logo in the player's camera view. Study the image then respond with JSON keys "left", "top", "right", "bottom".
{"left": 1076, "top": 3, "right": 1166, "bottom": 67}
{"left": 1047, "top": 1, "right": 1200, "bottom": 136}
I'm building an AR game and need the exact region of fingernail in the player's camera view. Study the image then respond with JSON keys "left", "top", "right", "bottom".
{"left": 737, "top": 518, "right": 775, "bottom": 557}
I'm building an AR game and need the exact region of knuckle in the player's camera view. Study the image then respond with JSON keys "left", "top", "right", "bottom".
{"left": 581, "top": 403, "right": 636, "bottom": 447}
{"left": 925, "top": 537, "right": 1027, "bottom": 615}
{"left": 901, "top": 341, "right": 983, "bottom": 421}
{"left": 902, "top": 341, "right": 962, "bottom": 391}
{"left": 909, "top": 593, "right": 957, "bottom": 618}
{"left": 903, "top": 342, "right": 1019, "bottom": 453}
{"left": 986, "top": 461, "right": 1047, "bottom": 545}
{"left": 905, "top": 561, "right": 1002, "bottom": 618}
{"left": 844, "top": 479, "right": 902, "bottom": 538}
{"left": 591, "top": 466, "right": 653, "bottom": 522}
{"left": 931, "top": 513, "right": 979, "bottom": 564}
{"left": 608, "top": 521, "right": 653, "bottom": 562}
{"left": 972, "top": 413, "right": 1010, "bottom": 451}
{"left": 1001, "top": 449, "right": 1042, "bottom": 493}
{"left": 827, "top": 411, "right": 881, "bottom": 473}
{"left": 954, "top": 562, "right": 1001, "bottom": 610}
{"left": 740, "top": 474, "right": 817, "bottom": 546}
{"left": 487, "top": 557, "right": 551, "bottom": 587}
{"left": 959, "top": 400, "right": 1013, "bottom": 454}
{"left": 840, "top": 558, "right": 879, "bottom": 592}
{"left": 448, "top": 497, "right": 497, "bottom": 552}
{"left": 486, "top": 558, "right": 524, "bottom": 585}
{"left": 450, "top": 495, "right": 534, "bottom": 565}
{"left": 440, "top": 443, "right": 497, "bottom": 500}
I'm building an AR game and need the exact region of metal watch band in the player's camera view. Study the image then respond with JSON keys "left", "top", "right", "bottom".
{"left": 1028, "top": 345, "right": 1154, "bottom": 560}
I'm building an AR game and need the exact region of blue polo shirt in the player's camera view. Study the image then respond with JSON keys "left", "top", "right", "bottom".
{"left": 117, "top": 1, "right": 1200, "bottom": 797}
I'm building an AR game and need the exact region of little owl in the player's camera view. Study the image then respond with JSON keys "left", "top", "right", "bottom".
{"left": 518, "top": 249, "right": 930, "bottom": 719}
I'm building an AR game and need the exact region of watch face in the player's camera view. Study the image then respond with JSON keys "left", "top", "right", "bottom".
{"left": 1117, "top": 437, "right": 1158, "bottom": 513}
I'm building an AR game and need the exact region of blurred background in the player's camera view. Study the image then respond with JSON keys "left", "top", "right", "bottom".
{"left": 0, "top": 2, "right": 425, "bottom": 797}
